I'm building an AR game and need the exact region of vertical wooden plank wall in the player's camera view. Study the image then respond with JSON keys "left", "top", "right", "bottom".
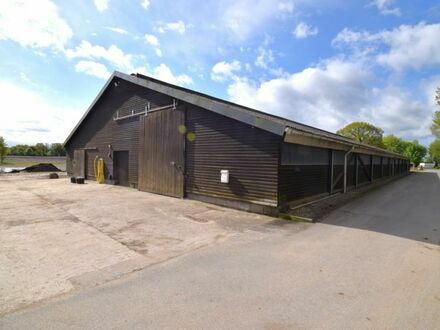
{"left": 138, "top": 107, "right": 185, "bottom": 198}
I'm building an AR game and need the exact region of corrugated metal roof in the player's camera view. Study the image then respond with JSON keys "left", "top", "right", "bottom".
{"left": 64, "top": 71, "right": 407, "bottom": 159}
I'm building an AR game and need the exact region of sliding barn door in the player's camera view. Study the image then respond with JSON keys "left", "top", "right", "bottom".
{"left": 138, "top": 107, "right": 185, "bottom": 198}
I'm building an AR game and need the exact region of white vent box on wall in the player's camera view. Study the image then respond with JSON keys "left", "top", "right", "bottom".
{"left": 220, "top": 170, "right": 229, "bottom": 183}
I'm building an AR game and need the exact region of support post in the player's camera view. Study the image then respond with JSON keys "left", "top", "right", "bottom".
{"left": 354, "top": 155, "right": 359, "bottom": 188}
{"left": 380, "top": 157, "right": 384, "bottom": 178}
{"left": 329, "top": 150, "right": 334, "bottom": 194}
{"left": 343, "top": 147, "right": 355, "bottom": 194}
{"left": 370, "top": 155, "right": 374, "bottom": 182}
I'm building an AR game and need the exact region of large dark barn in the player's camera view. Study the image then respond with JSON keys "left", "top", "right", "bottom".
{"left": 64, "top": 71, "right": 409, "bottom": 214}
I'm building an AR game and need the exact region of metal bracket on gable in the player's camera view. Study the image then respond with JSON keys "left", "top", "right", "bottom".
{"left": 144, "top": 99, "right": 178, "bottom": 116}
{"left": 113, "top": 109, "right": 147, "bottom": 121}
{"left": 113, "top": 99, "right": 178, "bottom": 121}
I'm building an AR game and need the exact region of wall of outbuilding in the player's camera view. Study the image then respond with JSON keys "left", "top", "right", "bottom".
{"left": 65, "top": 76, "right": 410, "bottom": 213}
{"left": 65, "top": 79, "right": 152, "bottom": 187}
{"left": 278, "top": 142, "right": 410, "bottom": 206}
{"left": 65, "top": 80, "right": 282, "bottom": 210}
{"left": 185, "top": 104, "right": 281, "bottom": 208}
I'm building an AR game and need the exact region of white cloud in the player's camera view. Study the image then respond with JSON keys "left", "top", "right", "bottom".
{"left": 376, "top": 23, "right": 440, "bottom": 71}
{"left": 151, "top": 64, "right": 193, "bottom": 86}
{"left": 277, "top": 1, "right": 295, "bottom": 13}
{"left": 422, "top": 75, "right": 440, "bottom": 109}
{"left": 66, "top": 40, "right": 193, "bottom": 84}
{"left": 19, "top": 72, "right": 31, "bottom": 83}
{"left": 156, "top": 21, "right": 187, "bottom": 34}
{"left": 332, "top": 28, "right": 375, "bottom": 46}
{"left": 104, "top": 27, "right": 129, "bottom": 35}
{"left": 365, "top": 87, "right": 429, "bottom": 139}
{"left": 211, "top": 60, "right": 241, "bottom": 82}
{"left": 371, "top": 0, "right": 401, "bottom": 16}
{"left": 0, "top": 81, "right": 82, "bottom": 144}
{"left": 255, "top": 47, "right": 274, "bottom": 69}
{"left": 75, "top": 60, "right": 111, "bottom": 80}
{"left": 94, "top": 0, "right": 109, "bottom": 12}
{"left": 144, "top": 34, "right": 162, "bottom": 57}
{"left": 144, "top": 34, "right": 159, "bottom": 47}
{"left": 65, "top": 41, "right": 134, "bottom": 70}
{"left": 0, "top": 0, "right": 72, "bottom": 51}
{"left": 333, "top": 23, "right": 440, "bottom": 71}
{"left": 293, "top": 22, "right": 319, "bottom": 39}
{"left": 140, "top": 0, "right": 150, "bottom": 10}
{"left": 227, "top": 58, "right": 436, "bottom": 141}
{"left": 228, "top": 59, "right": 370, "bottom": 131}
{"left": 222, "top": 0, "right": 296, "bottom": 40}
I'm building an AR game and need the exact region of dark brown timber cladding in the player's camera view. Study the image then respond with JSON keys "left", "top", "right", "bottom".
{"left": 66, "top": 79, "right": 151, "bottom": 186}
{"left": 358, "top": 154, "right": 371, "bottom": 184}
{"left": 373, "top": 156, "right": 382, "bottom": 179}
{"left": 138, "top": 107, "right": 185, "bottom": 198}
{"left": 185, "top": 105, "right": 280, "bottom": 206}
{"left": 278, "top": 144, "right": 330, "bottom": 202}
{"left": 332, "top": 150, "right": 345, "bottom": 191}
{"left": 347, "top": 153, "right": 356, "bottom": 187}
{"left": 383, "top": 157, "right": 391, "bottom": 176}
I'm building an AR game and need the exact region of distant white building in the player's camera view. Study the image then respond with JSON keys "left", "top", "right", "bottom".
{"left": 419, "top": 162, "right": 435, "bottom": 169}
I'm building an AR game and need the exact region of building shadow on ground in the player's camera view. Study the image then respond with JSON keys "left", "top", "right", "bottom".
{"left": 320, "top": 171, "right": 440, "bottom": 246}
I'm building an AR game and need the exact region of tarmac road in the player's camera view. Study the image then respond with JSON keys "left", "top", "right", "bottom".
{"left": 1, "top": 171, "right": 440, "bottom": 329}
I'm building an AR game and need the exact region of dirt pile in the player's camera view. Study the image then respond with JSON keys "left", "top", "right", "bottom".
{"left": 23, "top": 163, "right": 61, "bottom": 172}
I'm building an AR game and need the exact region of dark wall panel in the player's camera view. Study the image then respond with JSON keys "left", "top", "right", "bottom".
{"left": 373, "top": 156, "right": 382, "bottom": 180}
{"left": 333, "top": 150, "right": 345, "bottom": 191}
{"left": 383, "top": 157, "right": 390, "bottom": 176}
{"left": 185, "top": 105, "right": 280, "bottom": 206}
{"left": 279, "top": 144, "right": 330, "bottom": 202}
{"left": 347, "top": 153, "right": 356, "bottom": 187}
{"left": 279, "top": 165, "right": 329, "bottom": 202}
{"left": 66, "top": 79, "right": 164, "bottom": 187}
{"left": 358, "top": 154, "right": 371, "bottom": 184}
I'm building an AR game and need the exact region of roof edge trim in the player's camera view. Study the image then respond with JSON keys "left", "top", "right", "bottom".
{"left": 121, "top": 73, "right": 285, "bottom": 136}
{"left": 285, "top": 127, "right": 408, "bottom": 159}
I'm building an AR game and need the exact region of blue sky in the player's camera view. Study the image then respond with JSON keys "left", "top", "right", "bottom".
{"left": 0, "top": 0, "right": 439, "bottom": 146}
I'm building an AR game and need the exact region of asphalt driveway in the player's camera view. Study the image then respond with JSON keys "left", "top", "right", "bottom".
{"left": 1, "top": 170, "right": 440, "bottom": 329}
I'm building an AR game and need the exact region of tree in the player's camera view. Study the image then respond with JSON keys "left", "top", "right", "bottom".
{"left": 34, "top": 143, "right": 49, "bottom": 156}
{"left": 429, "top": 139, "right": 440, "bottom": 165}
{"left": 7, "top": 143, "right": 66, "bottom": 156}
{"left": 336, "top": 122, "right": 384, "bottom": 148}
{"left": 25, "top": 146, "right": 37, "bottom": 156}
{"left": 0, "top": 136, "right": 7, "bottom": 164}
{"left": 431, "top": 111, "right": 440, "bottom": 139}
{"left": 48, "top": 143, "right": 66, "bottom": 156}
{"left": 8, "top": 144, "right": 28, "bottom": 156}
{"left": 403, "top": 140, "right": 427, "bottom": 167}
{"left": 382, "top": 135, "right": 409, "bottom": 155}
{"left": 431, "top": 88, "right": 440, "bottom": 138}
{"left": 437, "top": 87, "right": 440, "bottom": 106}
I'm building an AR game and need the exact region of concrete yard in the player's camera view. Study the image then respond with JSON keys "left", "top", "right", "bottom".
{"left": 1, "top": 171, "right": 440, "bottom": 329}
{"left": 0, "top": 173, "right": 273, "bottom": 315}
